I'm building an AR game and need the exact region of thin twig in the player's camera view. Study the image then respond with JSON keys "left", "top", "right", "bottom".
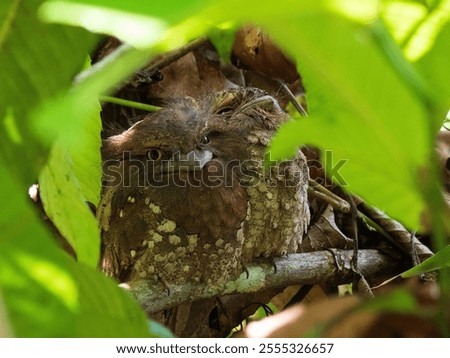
{"left": 356, "top": 198, "right": 434, "bottom": 262}
{"left": 137, "top": 37, "right": 209, "bottom": 84}
{"left": 346, "top": 193, "right": 362, "bottom": 290}
{"left": 277, "top": 81, "right": 308, "bottom": 116}
{"left": 410, "top": 230, "right": 420, "bottom": 266}
{"left": 308, "top": 179, "right": 351, "bottom": 213}
{"left": 285, "top": 285, "right": 313, "bottom": 308}
{"left": 99, "top": 95, "right": 160, "bottom": 112}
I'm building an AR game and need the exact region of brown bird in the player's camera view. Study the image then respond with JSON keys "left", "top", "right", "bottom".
{"left": 98, "top": 88, "right": 310, "bottom": 289}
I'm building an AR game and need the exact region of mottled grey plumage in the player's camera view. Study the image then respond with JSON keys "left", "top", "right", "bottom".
{"left": 98, "top": 88, "right": 310, "bottom": 288}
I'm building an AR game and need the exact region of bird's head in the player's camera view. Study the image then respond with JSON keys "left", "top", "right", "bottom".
{"left": 101, "top": 88, "right": 287, "bottom": 188}
{"left": 101, "top": 97, "right": 212, "bottom": 187}
{"left": 197, "top": 88, "right": 288, "bottom": 179}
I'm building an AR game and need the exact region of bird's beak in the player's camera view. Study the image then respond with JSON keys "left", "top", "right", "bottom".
{"left": 161, "top": 149, "right": 213, "bottom": 174}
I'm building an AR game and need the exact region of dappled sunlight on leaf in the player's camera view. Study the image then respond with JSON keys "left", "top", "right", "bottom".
{"left": 417, "top": 21, "right": 450, "bottom": 110}
{"left": 328, "top": 0, "right": 379, "bottom": 24}
{"left": 39, "top": 2, "right": 168, "bottom": 48}
{"left": 12, "top": 250, "right": 78, "bottom": 311}
{"left": 382, "top": 0, "right": 450, "bottom": 61}
{"left": 382, "top": 1, "right": 428, "bottom": 44}
{"left": 403, "top": 0, "right": 450, "bottom": 61}
{"left": 0, "top": 164, "right": 78, "bottom": 337}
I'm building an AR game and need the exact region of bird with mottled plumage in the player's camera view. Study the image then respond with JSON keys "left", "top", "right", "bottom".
{"left": 98, "top": 87, "right": 310, "bottom": 288}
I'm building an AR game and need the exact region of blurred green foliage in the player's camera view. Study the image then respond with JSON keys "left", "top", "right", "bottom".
{"left": 0, "top": 0, "right": 449, "bottom": 337}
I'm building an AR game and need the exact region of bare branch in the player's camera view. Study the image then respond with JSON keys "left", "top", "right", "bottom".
{"left": 137, "top": 37, "right": 208, "bottom": 84}
{"left": 125, "top": 249, "right": 399, "bottom": 314}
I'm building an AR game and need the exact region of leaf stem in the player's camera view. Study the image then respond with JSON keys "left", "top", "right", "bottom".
{"left": 99, "top": 96, "right": 160, "bottom": 112}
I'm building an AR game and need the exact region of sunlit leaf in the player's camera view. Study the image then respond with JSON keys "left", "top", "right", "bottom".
{"left": 416, "top": 21, "right": 450, "bottom": 110}
{"left": 208, "top": 25, "right": 238, "bottom": 63}
{"left": 39, "top": 0, "right": 204, "bottom": 48}
{"left": 39, "top": 141, "right": 100, "bottom": 267}
{"left": 74, "top": 264, "right": 150, "bottom": 337}
{"left": 361, "top": 288, "right": 418, "bottom": 312}
{"left": 0, "top": 0, "right": 97, "bottom": 183}
{"left": 0, "top": 164, "right": 78, "bottom": 337}
{"left": 382, "top": 1, "right": 429, "bottom": 45}
{"left": 70, "top": 101, "right": 102, "bottom": 207}
{"left": 260, "top": 7, "right": 429, "bottom": 228}
{"left": 402, "top": 0, "right": 450, "bottom": 61}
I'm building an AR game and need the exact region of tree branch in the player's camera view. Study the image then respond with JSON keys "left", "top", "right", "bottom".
{"left": 124, "top": 249, "right": 399, "bottom": 314}
{"left": 356, "top": 198, "right": 434, "bottom": 262}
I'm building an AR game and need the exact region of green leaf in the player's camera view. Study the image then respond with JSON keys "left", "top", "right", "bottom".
{"left": 401, "top": 245, "right": 450, "bottom": 277}
{"left": 39, "top": 0, "right": 205, "bottom": 48}
{"left": 39, "top": 141, "right": 100, "bottom": 268}
{"left": 0, "top": 292, "right": 13, "bottom": 337}
{"left": 402, "top": 0, "right": 450, "bottom": 61}
{"left": 360, "top": 288, "right": 418, "bottom": 313}
{"left": 70, "top": 101, "right": 102, "bottom": 206}
{"left": 208, "top": 25, "right": 238, "bottom": 63}
{"left": 262, "top": 10, "right": 429, "bottom": 228}
{"left": 0, "top": 0, "right": 97, "bottom": 183}
{"left": 0, "top": 164, "right": 78, "bottom": 337}
{"left": 33, "top": 44, "right": 154, "bottom": 146}
{"left": 381, "top": 0, "right": 429, "bottom": 46}
{"left": 73, "top": 264, "right": 150, "bottom": 337}
{"left": 0, "top": 162, "right": 150, "bottom": 337}
{"left": 416, "top": 21, "right": 450, "bottom": 110}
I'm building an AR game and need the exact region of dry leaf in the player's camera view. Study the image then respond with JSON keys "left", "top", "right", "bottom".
{"left": 300, "top": 205, "right": 353, "bottom": 252}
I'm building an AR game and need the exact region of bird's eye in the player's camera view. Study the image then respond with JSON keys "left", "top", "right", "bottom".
{"left": 216, "top": 107, "right": 234, "bottom": 115}
{"left": 147, "top": 149, "right": 162, "bottom": 161}
{"left": 200, "top": 135, "right": 210, "bottom": 145}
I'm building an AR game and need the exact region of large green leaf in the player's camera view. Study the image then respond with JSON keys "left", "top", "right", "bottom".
{"left": 0, "top": 0, "right": 101, "bottom": 276}
{"left": 70, "top": 101, "right": 102, "bottom": 207}
{"left": 73, "top": 264, "right": 150, "bottom": 337}
{"left": 381, "top": 0, "right": 449, "bottom": 53}
{"left": 382, "top": 0, "right": 450, "bottom": 116}
{"left": 252, "top": 3, "right": 430, "bottom": 228}
{"left": 39, "top": 141, "right": 100, "bottom": 267}
{"left": 37, "top": 74, "right": 102, "bottom": 267}
{"left": 39, "top": 0, "right": 205, "bottom": 48}
{"left": 382, "top": 0, "right": 430, "bottom": 46}
{"left": 416, "top": 21, "right": 450, "bottom": 109}
{"left": 0, "top": 0, "right": 97, "bottom": 183}
{"left": 0, "top": 0, "right": 153, "bottom": 337}
{"left": 0, "top": 163, "right": 78, "bottom": 337}
{"left": 0, "top": 164, "right": 151, "bottom": 337}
